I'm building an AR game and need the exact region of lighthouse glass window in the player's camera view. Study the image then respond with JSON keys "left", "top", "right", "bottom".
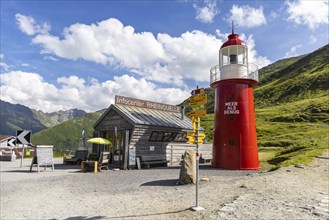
{"left": 220, "top": 46, "right": 246, "bottom": 65}
{"left": 237, "top": 46, "right": 247, "bottom": 64}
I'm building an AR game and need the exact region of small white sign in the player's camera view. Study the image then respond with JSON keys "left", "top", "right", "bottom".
{"left": 129, "top": 145, "right": 136, "bottom": 166}
{"left": 150, "top": 146, "right": 155, "bottom": 151}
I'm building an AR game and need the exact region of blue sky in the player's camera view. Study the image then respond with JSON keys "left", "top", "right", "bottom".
{"left": 1, "top": 0, "right": 328, "bottom": 113}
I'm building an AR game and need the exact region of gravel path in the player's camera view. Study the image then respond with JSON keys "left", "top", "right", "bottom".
{"left": 1, "top": 150, "right": 328, "bottom": 220}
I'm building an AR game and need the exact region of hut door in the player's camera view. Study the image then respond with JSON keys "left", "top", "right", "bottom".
{"left": 113, "top": 129, "right": 123, "bottom": 167}
{"left": 112, "top": 129, "right": 131, "bottom": 168}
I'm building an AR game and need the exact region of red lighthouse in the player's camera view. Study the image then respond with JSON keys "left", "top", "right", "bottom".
{"left": 210, "top": 26, "right": 259, "bottom": 170}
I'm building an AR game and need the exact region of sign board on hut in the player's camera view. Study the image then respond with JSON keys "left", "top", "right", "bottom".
{"left": 115, "top": 95, "right": 181, "bottom": 113}
{"left": 30, "top": 145, "right": 54, "bottom": 172}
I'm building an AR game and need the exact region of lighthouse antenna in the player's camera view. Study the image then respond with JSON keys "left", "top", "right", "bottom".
{"left": 232, "top": 20, "right": 234, "bottom": 34}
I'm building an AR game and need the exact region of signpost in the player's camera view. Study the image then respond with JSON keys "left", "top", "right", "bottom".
{"left": 189, "top": 87, "right": 207, "bottom": 212}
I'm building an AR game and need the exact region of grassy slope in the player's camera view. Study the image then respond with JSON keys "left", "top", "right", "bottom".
{"left": 255, "top": 44, "right": 328, "bottom": 105}
{"left": 32, "top": 111, "right": 103, "bottom": 150}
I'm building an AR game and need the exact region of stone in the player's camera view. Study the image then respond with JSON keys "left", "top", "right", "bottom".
{"left": 200, "top": 177, "right": 209, "bottom": 182}
{"left": 178, "top": 149, "right": 196, "bottom": 185}
{"left": 294, "top": 164, "right": 304, "bottom": 169}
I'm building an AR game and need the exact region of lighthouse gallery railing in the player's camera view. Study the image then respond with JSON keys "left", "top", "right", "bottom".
{"left": 210, "top": 63, "right": 259, "bottom": 84}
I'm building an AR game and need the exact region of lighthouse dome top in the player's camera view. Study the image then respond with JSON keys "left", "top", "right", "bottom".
{"left": 220, "top": 33, "right": 245, "bottom": 49}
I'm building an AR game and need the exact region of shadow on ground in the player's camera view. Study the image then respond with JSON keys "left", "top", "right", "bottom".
{"left": 63, "top": 216, "right": 106, "bottom": 220}
{"left": 109, "top": 208, "right": 190, "bottom": 219}
{"left": 140, "top": 179, "right": 179, "bottom": 187}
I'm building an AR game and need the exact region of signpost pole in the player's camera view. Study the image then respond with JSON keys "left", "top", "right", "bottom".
{"left": 190, "top": 87, "right": 205, "bottom": 212}
{"left": 196, "top": 116, "right": 200, "bottom": 207}
{"left": 20, "top": 144, "right": 24, "bottom": 168}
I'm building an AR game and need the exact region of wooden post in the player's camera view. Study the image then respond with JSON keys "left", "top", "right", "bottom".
{"left": 20, "top": 145, "right": 24, "bottom": 168}
{"left": 124, "top": 130, "right": 129, "bottom": 170}
{"left": 94, "top": 161, "right": 98, "bottom": 173}
{"left": 171, "top": 145, "right": 173, "bottom": 166}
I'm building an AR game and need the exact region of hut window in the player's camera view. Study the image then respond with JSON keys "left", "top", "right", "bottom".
{"left": 149, "top": 131, "right": 164, "bottom": 141}
{"left": 174, "top": 132, "right": 187, "bottom": 142}
{"left": 157, "top": 132, "right": 164, "bottom": 141}
{"left": 149, "top": 131, "right": 159, "bottom": 141}
{"left": 163, "top": 132, "right": 176, "bottom": 142}
{"left": 150, "top": 131, "right": 186, "bottom": 142}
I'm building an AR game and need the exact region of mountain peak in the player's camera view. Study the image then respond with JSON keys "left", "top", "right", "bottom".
{"left": 0, "top": 100, "right": 86, "bottom": 136}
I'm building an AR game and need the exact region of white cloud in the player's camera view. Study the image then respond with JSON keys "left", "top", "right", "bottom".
{"left": 16, "top": 15, "right": 271, "bottom": 88}
{"left": 227, "top": 5, "right": 267, "bottom": 28}
{"left": 15, "top": 13, "right": 50, "bottom": 36}
{"left": 268, "top": 11, "right": 278, "bottom": 21}
{"left": 193, "top": 0, "right": 218, "bottom": 23}
{"left": 284, "top": 44, "right": 302, "bottom": 58}
{"left": 25, "top": 17, "right": 222, "bottom": 86}
{"left": 0, "top": 54, "right": 10, "bottom": 71}
{"left": 0, "top": 71, "right": 190, "bottom": 113}
{"left": 310, "top": 35, "right": 317, "bottom": 44}
{"left": 44, "top": 56, "right": 59, "bottom": 61}
{"left": 286, "top": 0, "right": 329, "bottom": 30}
{"left": 21, "top": 63, "right": 30, "bottom": 67}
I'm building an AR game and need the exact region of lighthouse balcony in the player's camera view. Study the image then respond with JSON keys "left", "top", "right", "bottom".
{"left": 210, "top": 63, "right": 258, "bottom": 84}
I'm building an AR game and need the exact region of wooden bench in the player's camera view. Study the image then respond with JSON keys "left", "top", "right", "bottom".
{"left": 98, "top": 151, "right": 110, "bottom": 171}
{"left": 140, "top": 155, "right": 168, "bottom": 168}
{"left": 63, "top": 150, "right": 88, "bottom": 165}
{"left": 80, "top": 152, "right": 110, "bottom": 173}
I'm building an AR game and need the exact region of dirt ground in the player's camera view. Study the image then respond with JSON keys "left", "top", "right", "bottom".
{"left": 1, "top": 150, "right": 328, "bottom": 220}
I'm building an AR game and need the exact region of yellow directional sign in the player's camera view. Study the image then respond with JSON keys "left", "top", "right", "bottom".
{"left": 190, "top": 93, "right": 207, "bottom": 103}
{"left": 187, "top": 132, "right": 206, "bottom": 144}
{"left": 190, "top": 94, "right": 207, "bottom": 107}
{"left": 189, "top": 109, "right": 206, "bottom": 117}
{"left": 192, "top": 105, "right": 204, "bottom": 111}
{"left": 190, "top": 100, "right": 207, "bottom": 107}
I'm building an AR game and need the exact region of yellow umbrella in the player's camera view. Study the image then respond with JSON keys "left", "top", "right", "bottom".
{"left": 87, "top": 137, "right": 111, "bottom": 145}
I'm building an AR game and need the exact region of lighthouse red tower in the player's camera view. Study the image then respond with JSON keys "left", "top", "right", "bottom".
{"left": 210, "top": 25, "right": 259, "bottom": 170}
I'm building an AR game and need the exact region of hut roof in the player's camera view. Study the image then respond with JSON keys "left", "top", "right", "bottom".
{"left": 94, "top": 104, "right": 194, "bottom": 130}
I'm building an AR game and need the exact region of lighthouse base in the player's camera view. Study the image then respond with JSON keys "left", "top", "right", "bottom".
{"left": 211, "top": 79, "right": 259, "bottom": 170}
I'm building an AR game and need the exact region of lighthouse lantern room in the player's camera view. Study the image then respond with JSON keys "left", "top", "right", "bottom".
{"left": 210, "top": 24, "right": 259, "bottom": 170}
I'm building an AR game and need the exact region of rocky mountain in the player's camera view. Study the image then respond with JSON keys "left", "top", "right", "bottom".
{"left": 32, "top": 108, "right": 86, "bottom": 127}
{"left": 32, "top": 110, "right": 104, "bottom": 149}
{"left": 0, "top": 100, "right": 47, "bottom": 136}
{"left": 0, "top": 100, "right": 86, "bottom": 136}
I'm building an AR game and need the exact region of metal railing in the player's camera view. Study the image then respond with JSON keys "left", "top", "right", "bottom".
{"left": 210, "top": 63, "right": 259, "bottom": 84}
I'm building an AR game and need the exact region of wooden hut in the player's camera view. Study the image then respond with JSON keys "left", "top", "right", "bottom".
{"left": 93, "top": 95, "right": 211, "bottom": 169}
